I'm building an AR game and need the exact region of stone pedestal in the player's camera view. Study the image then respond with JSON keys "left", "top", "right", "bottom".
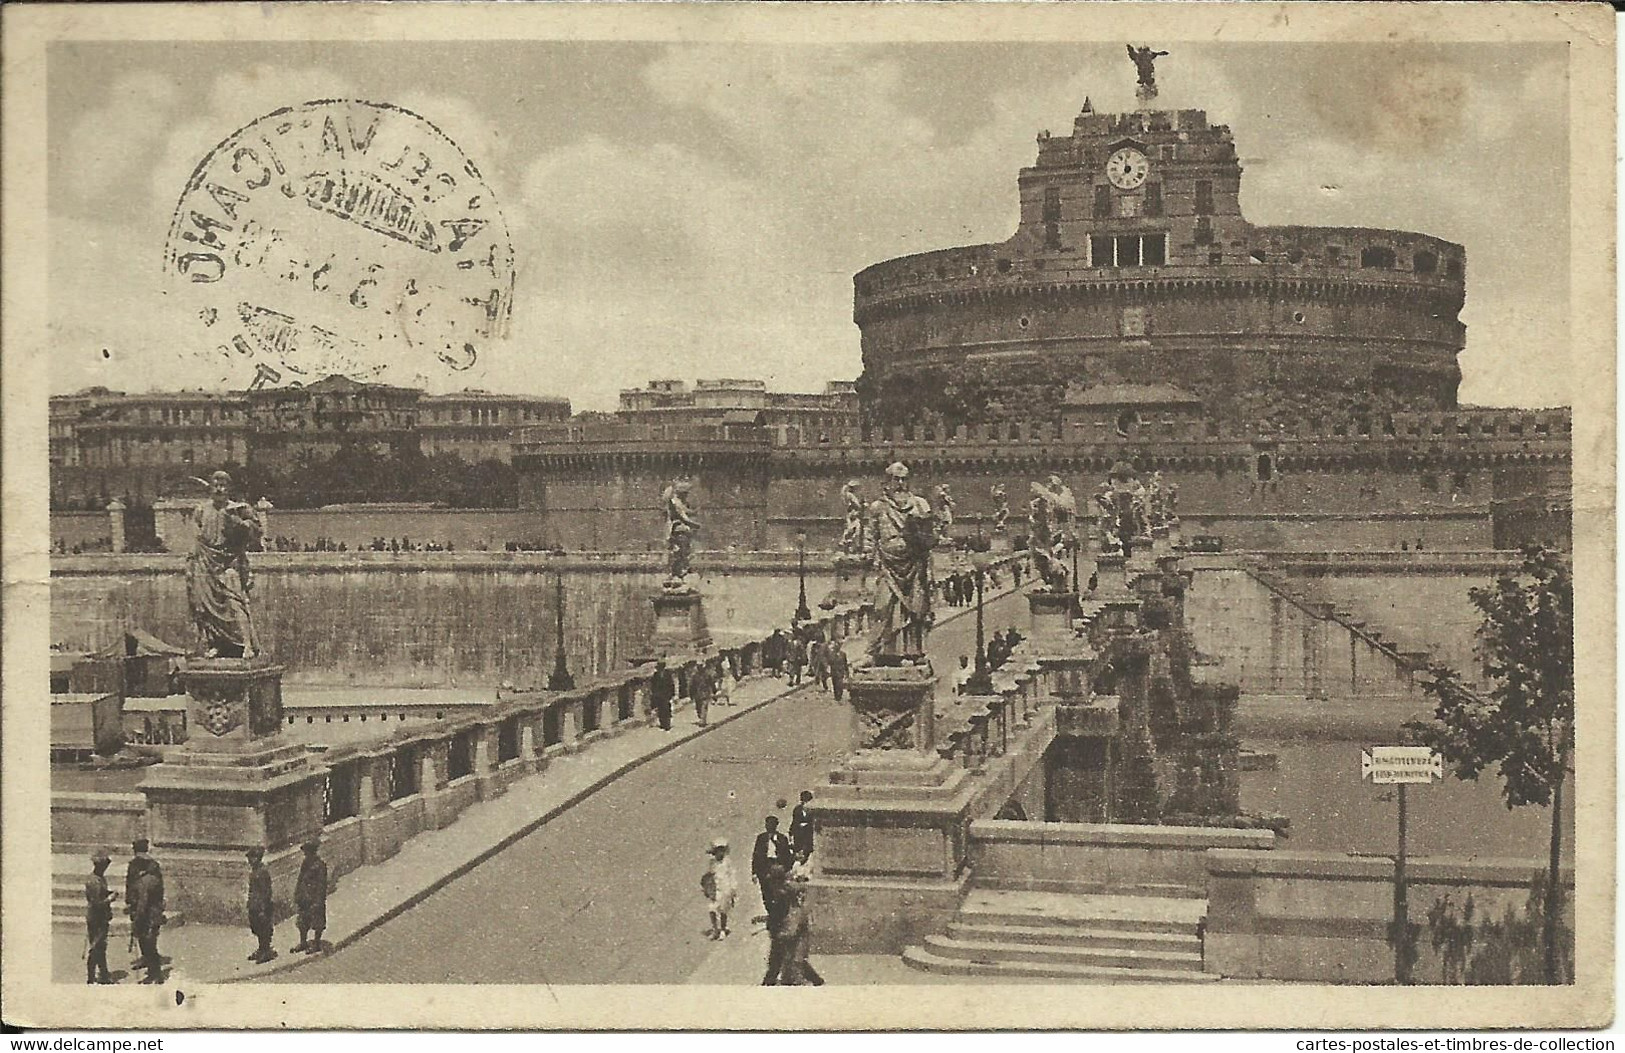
{"left": 140, "top": 660, "right": 326, "bottom": 923}
{"left": 820, "top": 553, "right": 870, "bottom": 610}
{"left": 809, "top": 660, "right": 973, "bottom": 954}
{"left": 1027, "top": 589, "right": 1078, "bottom": 641}
{"left": 649, "top": 585, "right": 711, "bottom": 657}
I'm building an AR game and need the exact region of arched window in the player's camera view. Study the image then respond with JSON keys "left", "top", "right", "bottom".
{"left": 1116, "top": 410, "right": 1139, "bottom": 437}
{"left": 1256, "top": 453, "right": 1275, "bottom": 482}
{"left": 1413, "top": 250, "right": 1437, "bottom": 275}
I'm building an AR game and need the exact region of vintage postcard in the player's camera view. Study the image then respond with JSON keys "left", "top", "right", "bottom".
{"left": 1, "top": 0, "right": 1614, "bottom": 1032}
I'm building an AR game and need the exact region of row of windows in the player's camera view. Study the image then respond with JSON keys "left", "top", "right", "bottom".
{"left": 1089, "top": 233, "right": 1167, "bottom": 268}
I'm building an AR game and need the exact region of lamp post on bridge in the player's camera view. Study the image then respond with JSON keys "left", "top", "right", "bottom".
{"left": 548, "top": 569, "right": 575, "bottom": 691}
{"left": 794, "top": 528, "right": 812, "bottom": 624}
{"left": 965, "top": 535, "right": 994, "bottom": 696}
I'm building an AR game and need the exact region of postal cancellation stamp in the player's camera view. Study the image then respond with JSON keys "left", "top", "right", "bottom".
{"left": 163, "top": 99, "right": 514, "bottom": 386}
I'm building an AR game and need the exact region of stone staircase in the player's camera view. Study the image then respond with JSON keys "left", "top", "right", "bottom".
{"left": 52, "top": 854, "right": 184, "bottom": 933}
{"left": 903, "top": 888, "right": 1216, "bottom": 982}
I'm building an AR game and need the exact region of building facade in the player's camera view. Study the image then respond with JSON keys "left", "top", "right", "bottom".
{"left": 420, "top": 390, "right": 572, "bottom": 463}
{"left": 854, "top": 105, "right": 1466, "bottom": 428}
{"left": 50, "top": 377, "right": 570, "bottom": 507}
{"left": 511, "top": 90, "right": 1569, "bottom": 556}
{"left": 616, "top": 378, "right": 859, "bottom": 440}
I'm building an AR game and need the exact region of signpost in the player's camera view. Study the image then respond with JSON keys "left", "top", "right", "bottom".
{"left": 1361, "top": 746, "right": 1443, "bottom": 984}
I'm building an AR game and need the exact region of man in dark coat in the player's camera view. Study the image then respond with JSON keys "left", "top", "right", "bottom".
{"left": 129, "top": 857, "right": 165, "bottom": 984}
{"left": 650, "top": 658, "right": 676, "bottom": 731}
{"left": 84, "top": 850, "right": 116, "bottom": 984}
{"left": 751, "top": 816, "right": 793, "bottom": 922}
{"left": 292, "top": 839, "right": 328, "bottom": 954}
{"left": 763, "top": 876, "right": 824, "bottom": 986}
{"left": 764, "top": 629, "right": 786, "bottom": 677}
{"left": 829, "top": 643, "right": 849, "bottom": 702}
{"left": 789, "top": 790, "right": 815, "bottom": 859}
{"left": 123, "top": 838, "right": 161, "bottom": 943}
{"left": 246, "top": 846, "right": 277, "bottom": 963}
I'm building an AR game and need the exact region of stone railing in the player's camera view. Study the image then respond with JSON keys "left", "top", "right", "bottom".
{"left": 970, "top": 819, "right": 1275, "bottom": 897}
{"left": 53, "top": 601, "right": 877, "bottom": 908}
{"left": 1204, "top": 848, "right": 1575, "bottom": 983}
{"left": 300, "top": 601, "right": 877, "bottom": 878}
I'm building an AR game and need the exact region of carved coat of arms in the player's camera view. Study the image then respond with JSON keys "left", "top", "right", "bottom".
{"left": 198, "top": 695, "right": 243, "bottom": 737}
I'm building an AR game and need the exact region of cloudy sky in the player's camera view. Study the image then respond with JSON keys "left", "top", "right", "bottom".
{"left": 47, "top": 40, "right": 1569, "bottom": 410}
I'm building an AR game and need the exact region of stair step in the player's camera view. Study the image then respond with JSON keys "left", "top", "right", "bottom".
{"left": 947, "top": 921, "right": 1199, "bottom": 952}
{"left": 924, "top": 934, "right": 1202, "bottom": 971}
{"left": 958, "top": 889, "right": 1205, "bottom": 935}
{"left": 903, "top": 945, "right": 1220, "bottom": 983}
{"left": 53, "top": 898, "right": 184, "bottom": 931}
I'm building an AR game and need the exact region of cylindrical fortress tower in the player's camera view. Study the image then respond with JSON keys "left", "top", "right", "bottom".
{"left": 855, "top": 104, "right": 1466, "bottom": 428}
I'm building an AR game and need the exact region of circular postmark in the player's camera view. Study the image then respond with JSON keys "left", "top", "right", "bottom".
{"left": 163, "top": 100, "right": 514, "bottom": 385}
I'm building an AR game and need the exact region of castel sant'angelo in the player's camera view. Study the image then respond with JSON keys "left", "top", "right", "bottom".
{"left": 513, "top": 56, "right": 1571, "bottom": 554}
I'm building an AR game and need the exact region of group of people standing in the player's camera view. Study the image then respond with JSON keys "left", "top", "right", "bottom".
{"left": 700, "top": 791, "right": 823, "bottom": 985}
{"left": 82, "top": 839, "right": 165, "bottom": 985}
{"left": 83, "top": 836, "right": 331, "bottom": 984}
{"left": 760, "top": 625, "right": 850, "bottom": 699}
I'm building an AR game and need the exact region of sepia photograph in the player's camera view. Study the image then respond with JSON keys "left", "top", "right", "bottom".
{"left": 0, "top": 1, "right": 1613, "bottom": 1032}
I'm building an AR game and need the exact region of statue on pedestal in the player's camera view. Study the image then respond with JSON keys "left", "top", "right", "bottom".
{"left": 186, "top": 470, "right": 264, "bottom": 659}
{"left": 1147, "top": 471, "right": 1170, "bottom": 531}
{"left": 991, "top": 483, "right": 1009, "bottom": 535}
{"left": 1027, "top": 480, "right": 1072, "bottom": 593}
{"left": 662, "top": 479, "right": 700, "bottom": 586}
{"left": 1095, "top": 462, "right": 1152, "bottom": 556}
{"left": 866, "top": 462, "right": 936, "bottom": 663}
{"left": 934, "top": 484, "right": 956, "bottom": 542}
{"left": 1127, "top": 44, "right": 1169, "bottom": 104}
{"left": 839, "top": 479, "right": 865, "bottom": 556}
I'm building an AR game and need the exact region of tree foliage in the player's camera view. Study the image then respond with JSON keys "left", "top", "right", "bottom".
{"left": 1408, "top": 546, "right": 1573, "bottom": 809}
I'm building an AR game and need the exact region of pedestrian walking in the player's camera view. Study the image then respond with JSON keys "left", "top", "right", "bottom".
{"left": 692, "top": 659, "right": 714, "bottom": 727}
{"left": 292, "top": 839, "right": 328, "bottom": 954}
{"left": 245, "top": 846, "right": 276, "bottom": 964}
{"left": 716, "top": 659, "right": 735, "bottom": 707}
{"left": 786, "top": 637, "right": 805, "bottom": 686}
{"left": 829, "top": 644, "right": 849, "bottom": 702}
{"left": 764, "top": 629, "right": 787, "bottom": 678}
{"left": 128, "top": 855, "right": 165, "bottom": 984}
{"left": 651, "top": 657, "right": 676, "bottom": 731}
{"left": 789, "top": 790, "right": 815, "bottom": 859}
{"left": 810, "top": 637, "right": 830, "bottom": 692}
{"left": 763, "top": 875, "right": 824, "bottom": 986}
{"left": 701, "top": 838, "right": 739, "bottom": 940}
{"left": 953, "top": 654, "right": 973, "bottom": 695}
{"left": 84, "top": 850, "right": 116, "bottom": 984}
{"left": 751, "top": 816, "right": 794, "bottom": 924}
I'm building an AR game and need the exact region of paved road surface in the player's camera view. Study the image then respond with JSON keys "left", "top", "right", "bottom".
{"left": 277, "top": 588, "right": 1028, "bottom": 984}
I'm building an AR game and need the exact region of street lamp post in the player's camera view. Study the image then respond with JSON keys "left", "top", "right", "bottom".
{"left": 1071, "top": 532, "right": 1081, "bottom": 598}
{"left": 794, "top": 528, "right": 812, "bottom": 624}
{"left": 965, "top": 551, "right": 993, "bottom": 696}
{"left": 548, "top": 569, "right": 575, "bottom": 691}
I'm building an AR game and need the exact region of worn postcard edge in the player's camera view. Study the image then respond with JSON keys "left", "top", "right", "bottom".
{"left": 0, "top": 0, "right": 1614, "bottom": 1031}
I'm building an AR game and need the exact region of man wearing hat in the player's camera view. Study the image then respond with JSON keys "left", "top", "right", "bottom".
{"left": 123, "top": 839, "right": 163, "bottom": 967}
{"left": 866, "top": 461, "right": 937, "bottom": 663}
{"left": 245, "top": 847, "right": 277, "bottom": 964}
{"left": 128, "top": 850, "right": 166, "bottom": 984}
{"left": 84, "top": 850, "right": 117, "bottom": 984}
{"left": 650, "top": 657, "right": 676, "bottom": 732}
{"left": 292, "top": 839, "right": 328, "bottom": 954}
